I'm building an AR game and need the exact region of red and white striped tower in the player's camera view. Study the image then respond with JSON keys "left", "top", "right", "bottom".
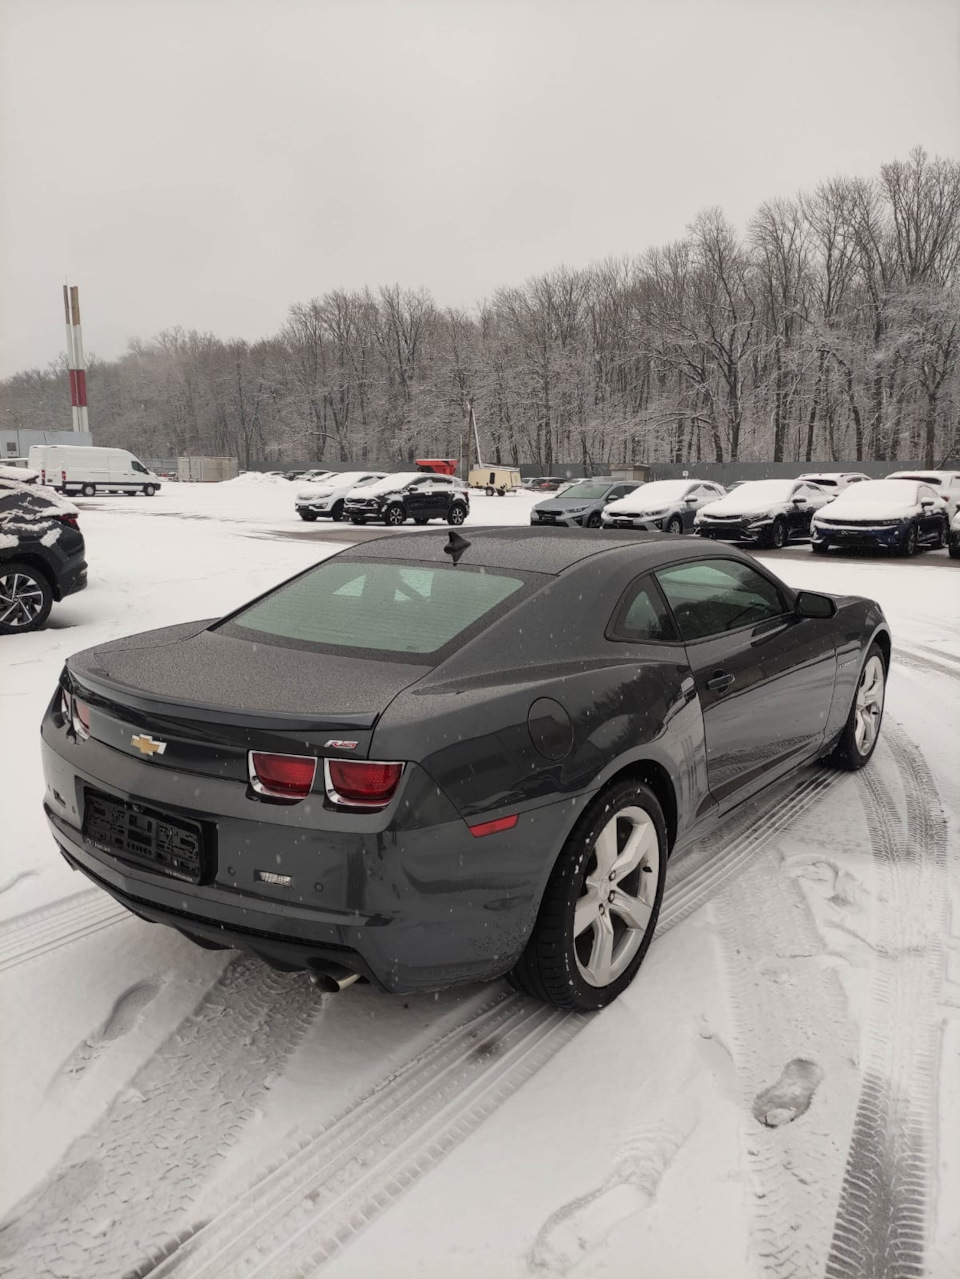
{"left": 63, "top": 283, "right": 88, "bottom": 433}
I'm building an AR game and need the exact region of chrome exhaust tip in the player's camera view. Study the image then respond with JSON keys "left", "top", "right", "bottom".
{"left": 307, "top": 962, "right": 361, "bottom": 993}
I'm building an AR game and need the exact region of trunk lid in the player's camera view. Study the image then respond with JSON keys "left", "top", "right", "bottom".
{"left": 65, "top": 620, "right": 429, "bottom": 778}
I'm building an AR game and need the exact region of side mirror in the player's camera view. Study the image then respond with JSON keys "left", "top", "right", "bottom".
{"left": 921, "top": 500, "right": 934, "bottom": 509}
{"left": 684, "top": 495, "right": 698, "bottom": 504}
{"left": 796, "top": 590, "right": 836, "bottom": 619}
{"left": 792, "top": 496, "right": 806, "bottom": 505}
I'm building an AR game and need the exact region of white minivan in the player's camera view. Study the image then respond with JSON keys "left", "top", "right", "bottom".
{"left": 29, "top": 445, "right": 162, "bottom": 497}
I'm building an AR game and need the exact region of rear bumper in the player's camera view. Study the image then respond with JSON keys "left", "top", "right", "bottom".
{"left": 40, "top": 727, "right": 568, "bottom": 994}
{"left": 56, "top": 557, "right": 88, "bottom": 600}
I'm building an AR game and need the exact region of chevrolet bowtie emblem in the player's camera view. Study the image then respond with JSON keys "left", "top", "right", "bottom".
{"left": 131, "top": 734, "right": 167, "bottom": 757}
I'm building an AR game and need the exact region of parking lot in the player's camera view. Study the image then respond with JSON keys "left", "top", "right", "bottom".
{"left": 1, "top": 478, "right": 958, "bottom": 1279}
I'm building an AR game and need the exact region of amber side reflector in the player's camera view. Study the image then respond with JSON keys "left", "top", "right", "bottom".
{"left": 469, "top": 814, "right": 519, "bottom": 838}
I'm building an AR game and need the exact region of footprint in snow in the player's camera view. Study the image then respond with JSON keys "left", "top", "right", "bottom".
{"left": 528, "top": 1102, "right": 698, "bottom": 1274}
{"left": 752, "top": 1058, "right": 823, "bottom": 1127}
{"left": 48, "top": 980, "right": 164, "bottom": 1091}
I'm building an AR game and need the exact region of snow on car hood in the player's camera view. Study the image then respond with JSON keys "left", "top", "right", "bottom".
{"left": 815, "top": 501, "right": 918, "bottom": 522}
{"left": 605, "top": 482, "right": 694, "bottom": 514}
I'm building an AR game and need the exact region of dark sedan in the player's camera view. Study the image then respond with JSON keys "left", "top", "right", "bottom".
{"left": 695, "top": 478, "right": 830, "bottom": 547}
{"left": 41, "top": 529, "right": 889, "bottom": 1010}
{"left": 1, "top": 478, "right": 87, "bottom": 634}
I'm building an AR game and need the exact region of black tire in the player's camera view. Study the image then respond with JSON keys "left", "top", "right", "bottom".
{"left": 331, "top": 500, "right": 344, "bottom": 522}
{"left": 413, "top": 517, "right": 429, "bottom": 525}
{"left": 485, "top": 486, "right": 495, "bottom": 496}
{"left": 447, "top": 504, "right": 466, "bottom": 526}
{"left": 497, "top": 488, "right": 506, "bottom": 496}
{"left": 949, "top": 541, "right": 960, "bottom": 560}
{"left": 665, "top": 515, "right": 683, "bottom": 536}
{"left": 585, "top": 512, "right": 602, "bottom": 529}
{"left": 142, "top": 484, "right": 156, "bottom": 497}
{"left": 930, "top": 519, "right": 947, "bottom": 550}
{"left": 350, "top": 517, "right": 366, "bottom": 525}
{"left": 766, "top": 517, "right": 787, "bottom": 549}
{"left": 900, "top": 522, "right": 919, "bottom": 556}
{"left": 81, "top": 483, "right": 96, "bottom": 498}
{"left": 385, "top": 504, "right": 407, "bottom": 527}
{"left": 509, "top": 779, "right": 667, "bottom": 1011}
{"left": 0, "top": 561, "right": 54, "bottom": 634}
{"left": 825, "top": 643, "right": 886, "bottom": 771}
{"left": 298, "top": 511, "right": 317, "bottom": 521}
{"left": 811, "top": 540, "right": 830, "bottom": 555}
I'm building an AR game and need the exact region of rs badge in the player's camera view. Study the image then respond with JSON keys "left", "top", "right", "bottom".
{"left": 131, "top": 734, "right": 167, "bottom": 757}
{"left": 324, "top": 739, "right": 359, "bottom": 750}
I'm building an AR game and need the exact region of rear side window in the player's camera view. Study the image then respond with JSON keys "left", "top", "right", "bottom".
{"left": 218, "top": 559, "right": 532, "bottom": 658}
{"left": 608, "top": 577, "right": 679, "bottom": 644}
{"left": 656, "top": 560, "right": 786, "bottom": 641}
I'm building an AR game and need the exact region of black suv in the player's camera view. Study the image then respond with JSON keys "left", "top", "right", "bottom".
{"left": 0, "top": 479, "right": 88, "bottom": 634}
{"left": 344, "top": 472, "right": 469, "bottom": 526}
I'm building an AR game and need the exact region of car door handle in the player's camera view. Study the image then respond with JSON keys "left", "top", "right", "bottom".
{"left": 705, "top": 670, "right": 735, "bottom": 692}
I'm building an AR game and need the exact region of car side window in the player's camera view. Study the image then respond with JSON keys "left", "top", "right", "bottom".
{"left": 608, "top": 485, "right": 633, "bottom": 500}
{"left": 607, "top": 577, "right": 679, "bottom": 645}
{"left": 655, "top": 560, "right": 787, "bottom": 641}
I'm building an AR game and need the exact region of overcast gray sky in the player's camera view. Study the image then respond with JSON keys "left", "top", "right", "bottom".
{"left": 1, "top": 0, "right": 958, "bottom": 377}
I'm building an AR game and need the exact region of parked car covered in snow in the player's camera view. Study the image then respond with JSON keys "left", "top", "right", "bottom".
{"left": 343, "top": 472, "right": 469, "bottom": 526}
{"left": 797, "top": 472, "right": 871, "bottom": 492}
{"left": 530, "top": 478, "right": 640, "bottom": 528}
{"left": 41, "top": 527, "right": 890, "bottom": 1008}
{"left": 950, "top": 508, "right": 960, "bottom": 560}
{"left": 811, "top": 479, "right": 949, "bottom": 555}
{"left": 885, "top": 470, "right": 960, "bottom": 520}
{"left": 602, "top": 479, "right": 726, "bottom": 534}
{"left": 295, "top": 471, "right": 385, "bottom": 522}
{"left": 695, "top": 479, "right": 830, "bottom": 548}
{"left": 0, "top": 477, "right": 87, "bottom": 634}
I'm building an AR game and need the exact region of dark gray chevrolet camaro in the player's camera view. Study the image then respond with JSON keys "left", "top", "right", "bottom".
{"left": 41, "top": 529, "right": 890, "bottom": 1010}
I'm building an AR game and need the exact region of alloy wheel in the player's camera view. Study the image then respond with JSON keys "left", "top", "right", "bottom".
{"left": 0, "top": 571, "right": 46, "bottom": 629}
{"left": 854, "top": 655, "right": 885, "bottom": 755}
{"left": 573, "top": 806, "right": 660, "bottom": 987}
{"left": 666, "top": 516, "right": 683, "bottom": 535}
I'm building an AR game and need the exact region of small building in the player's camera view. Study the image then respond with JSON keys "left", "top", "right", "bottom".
{"left": 607, "top": 464, "right": 651, "bottom": 482}
{"left": 1, "top": 428, "right": 93, "bottom": 461}
{"left": 177, "top": 456, "right": 239, "bottom": 482}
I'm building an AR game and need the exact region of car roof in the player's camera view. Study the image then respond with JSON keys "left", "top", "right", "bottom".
{"left": 344, "top": 526, "right": 748, "bottom": 575}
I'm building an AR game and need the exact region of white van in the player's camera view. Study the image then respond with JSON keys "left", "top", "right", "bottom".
{"left": 29, "top": 445, "right": 162, "bottom": 497}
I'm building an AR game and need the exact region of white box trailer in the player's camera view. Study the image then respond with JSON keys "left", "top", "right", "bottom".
{"left": 176, "top": 456, "right": 239, "bottom": 482}
{"left": 28, "top": 445, "right": 162, "bottom": 497}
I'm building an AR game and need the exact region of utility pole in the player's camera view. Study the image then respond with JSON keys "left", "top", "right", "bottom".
{"left": 467, "top": 397, "right": 483, "bottom": 470}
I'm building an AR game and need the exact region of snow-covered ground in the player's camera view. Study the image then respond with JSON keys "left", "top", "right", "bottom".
{"left": 1, "top": 479, "right": 958, "bottom": 1279}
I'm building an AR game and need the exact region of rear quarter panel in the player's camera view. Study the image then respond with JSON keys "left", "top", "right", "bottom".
{"left": 822, "top": 597, "right": 890, "bottom": 743}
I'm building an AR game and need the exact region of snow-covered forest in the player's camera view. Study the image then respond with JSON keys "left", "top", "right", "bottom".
{"left": 3, "top": 147, "right": 958, "bottom": 469}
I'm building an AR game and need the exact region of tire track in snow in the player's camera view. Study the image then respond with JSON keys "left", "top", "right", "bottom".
{"left": 0, "top": 958, "right": 318, "bottom": 1279}
{"left": 714, "top": 777, "right": 862, "bottom": 1279}
{"left": 825, "top": 722, "right": 948, "bottom": 1279}
{"left": 0, "top": 890, "right": 125, "bottom": 974}
{"left": 128, "top": 768, "right": 845, "bottom": 1279}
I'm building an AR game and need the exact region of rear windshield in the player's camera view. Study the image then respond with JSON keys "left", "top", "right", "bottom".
{"left": 217, "top": 558, "right": 535, "bottom": 659}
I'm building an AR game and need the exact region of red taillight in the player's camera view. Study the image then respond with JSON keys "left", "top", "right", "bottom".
{"left": 248, "top": 751, "right": 317, "bottom": 800}
{"left": 325, "top": 759, "right": 404, "bottom": 808}
{"left": 469, "top": 814, "right": 519, "bottom": 838}
{"left": 72, "top": 698, "right": 90, "bottom": 740}
{"left": 58, "top": 513, "right": 79, "bottom": 529}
